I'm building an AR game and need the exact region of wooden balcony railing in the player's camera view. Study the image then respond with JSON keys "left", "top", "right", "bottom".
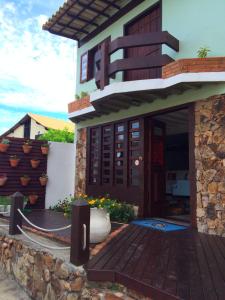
{"left": 95, "top": 31, "right": 179, "bottom": 90}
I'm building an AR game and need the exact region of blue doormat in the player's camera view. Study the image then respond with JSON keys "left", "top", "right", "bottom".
{"left": 132, "top": 219, "right": 188, "bottom": 232}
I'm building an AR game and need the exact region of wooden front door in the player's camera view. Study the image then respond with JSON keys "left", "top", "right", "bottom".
{"left": 145, "top": 119, "right": 166, "bottom": 217}
{"left": 124, "top": 4, "right": 162, "bottom": 81}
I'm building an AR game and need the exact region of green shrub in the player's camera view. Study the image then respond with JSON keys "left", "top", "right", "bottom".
{"left": 197, "top": 47, "right": 211, "bottom": 58}
{"left": 50, "top": 194, "right": 135, "bottom": 223}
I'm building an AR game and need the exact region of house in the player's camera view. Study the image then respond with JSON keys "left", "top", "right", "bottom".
{"left": 1, "top": 113, "right": 75, "bottom": 139}
{"left": 43, "top": 0, "right": 225, "bottom": 236}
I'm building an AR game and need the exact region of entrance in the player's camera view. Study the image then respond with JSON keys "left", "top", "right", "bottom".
{"left": 145, "top": 109, "right": 190, "bottom": 224}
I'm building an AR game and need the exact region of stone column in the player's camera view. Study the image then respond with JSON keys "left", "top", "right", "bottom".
{"left": 75, "top": 128, "right": 87, "bottom": 196}
{"left": 195, "top": 94, "right": 225, "bottom": 236}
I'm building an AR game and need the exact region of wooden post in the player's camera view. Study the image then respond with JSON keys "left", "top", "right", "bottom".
{"left": 100, "top": 40, "right": 110, "bottom": 90}
{"left": 70, "top": 200, "right": 90, "bottom": 266}
{"left": 9, "top": 192, "right": 24, "bottom": 235}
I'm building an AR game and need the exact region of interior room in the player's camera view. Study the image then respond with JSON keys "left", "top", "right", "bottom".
{"left": 155, "top": 109, "right": 190, "bottom": 224}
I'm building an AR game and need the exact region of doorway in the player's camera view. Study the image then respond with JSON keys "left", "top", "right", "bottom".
{"left": 145, "top": 109, "right": 190, "bottom": 224}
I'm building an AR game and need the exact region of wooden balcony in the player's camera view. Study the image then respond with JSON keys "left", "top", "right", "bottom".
{"left": 95, "top": 31, "right": 179, "bottom": 90}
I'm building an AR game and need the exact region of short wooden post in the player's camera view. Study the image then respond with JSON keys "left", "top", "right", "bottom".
{"left": 70, "top": 200, "right": 90, "bottom": 266}
{"left": 9, "top": 192, "right": 24, "bottom": 235}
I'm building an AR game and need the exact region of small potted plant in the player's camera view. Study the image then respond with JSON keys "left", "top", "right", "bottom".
{"left": 39, "top": 173, "right": 48, "bottom": 186}
{"left": 28, "top": 193, "right": 39, "bottom": 205}
{"left": 0, "top": 138, "right": 10, "bottom": 153}
{"left": 41, "top": 143, "right": 49, "bottom": 155}
{"left": 20, "top": 174, "right": 31, "bottom": 186}
{"left": 0, "top": 174, "right": 8, "bottom": 186}
{"left": 30, "top": 159, "right": 40, "bottom": 169}
{"left": 9, "top": 155, "right": 20, "bottom": 168}
{"left": 22, "top": 140, "right": 32, "bottom": 154}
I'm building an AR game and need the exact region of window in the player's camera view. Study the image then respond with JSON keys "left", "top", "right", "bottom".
{"left": 88, "top": 118, "right": 142, "bottom": 188}
{"left": 80, "top": 37, "right": 110, "bottom": 83}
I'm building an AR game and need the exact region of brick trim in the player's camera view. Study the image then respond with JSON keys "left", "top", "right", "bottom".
{"left": 68, "top": 96, "right": 91, "bottom": 113}
{"left": 162, "top": 57, "right": 225, "bottom": 79}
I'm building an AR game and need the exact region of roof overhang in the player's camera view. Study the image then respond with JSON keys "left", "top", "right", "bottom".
{"left": 43, "top": 0, "right": 145, "bottom": 46}
{"left": 68, "top": 72, "right": 225, "bottom": 122}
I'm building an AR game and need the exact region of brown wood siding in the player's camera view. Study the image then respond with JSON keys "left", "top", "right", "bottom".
{"left": 124, "top": 3, "right": 162, "bottom": 81}
{"left": 0, "top": 137, "right": 47, "bottom": 209}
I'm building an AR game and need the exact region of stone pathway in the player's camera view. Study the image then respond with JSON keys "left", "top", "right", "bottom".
{"left": 0, "top": 270, "right": 30, "bottom": 300}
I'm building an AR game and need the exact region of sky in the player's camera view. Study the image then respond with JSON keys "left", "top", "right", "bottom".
{"left": 0, "top": 0, "right": 77, "bottom": 134}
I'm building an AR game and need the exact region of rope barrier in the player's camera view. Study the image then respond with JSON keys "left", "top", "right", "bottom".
{"left": 17, "top": 209, "right": 71, "bottom": 232}
{"left": 17, "top": 225, "right": 70, "bottom": 250}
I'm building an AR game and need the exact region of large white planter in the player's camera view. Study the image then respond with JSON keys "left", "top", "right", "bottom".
{"left": 90, "top": 208, "right": 111, "bottom": 243}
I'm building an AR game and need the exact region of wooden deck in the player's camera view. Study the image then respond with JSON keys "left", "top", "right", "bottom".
{"left": 87, "top": 224, "right": 225, "bottom": 300}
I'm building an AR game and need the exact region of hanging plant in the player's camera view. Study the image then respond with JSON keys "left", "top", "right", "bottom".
{"left": 0, "top": 174, "right": 8, "bottom": 187}
{"left": 28, "top": 193, "right": 39, "bottom": 205}
{"left": 9, "top": 155, "right": 20, "bottom": 168}
{"left": 41, "top": 143, "right": 49, "bottom": 155}
{"left": 30, "top": 159, "right": 40, "bottom": 169}
{"left": 20, "top": 175, "right": 31, "bottom": 186}
{"left": 39, "top": 173, "right": 48, "bottom": 186}
{"left": 22, "top": 140, "right": 32, "bottom": 154}
{"left": 0, "top": 138, "right": 10, "bottom": 153}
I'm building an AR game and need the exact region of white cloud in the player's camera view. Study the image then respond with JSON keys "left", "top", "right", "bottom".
{"left": 0, "top": 1, "right": 76, "bottom": 113}
{"left": 0, "top": 108, "right": 25, "bottom": 134}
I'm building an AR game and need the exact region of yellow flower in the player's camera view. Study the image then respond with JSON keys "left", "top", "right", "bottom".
{"left": 100, "top": 197, "right": 105, "bottom": 203}
{"left": 88, "top": 200, "right": 96, "bottom": 205}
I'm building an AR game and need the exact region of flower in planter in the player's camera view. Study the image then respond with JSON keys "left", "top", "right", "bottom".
{"left": 0, "top": 138, "right": 10, "bottom": 153}
{"left": 39, "top": 173, "right": 48, "bottom": 186}
{"left": 30, "top": 159, "right": 40, "bottom": 169}
{"left": 20, "top": 175, "right": 31, "bottom": 186}
{"left": 9, "top": 155, "right": 20, "bottom": 168}
{"left": 22, "top": 140, "right": 32, "bottom": 154}
{"left": 0, "top": 174, "right": 8, "bottom": 187}
{"left": 28, "top": 193, "right": 39, "bottom": 205}
{"left": 41, "top": 143, "right": 49, "bottom": 155}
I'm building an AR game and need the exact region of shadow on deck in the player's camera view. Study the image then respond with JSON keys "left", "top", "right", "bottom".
{"left": 86, "top": 224, "right": 225, "bottom": 300}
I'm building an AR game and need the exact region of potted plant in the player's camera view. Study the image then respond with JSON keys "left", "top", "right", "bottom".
{"left": 41, "top": 143, "right": 49, "bottom": 155}
{"left": 30, "top": 159, "right": 40, "bottom": 169}
{"left": 0, "top": 174, "right": 8, "bottom": 187}
{"left": 28, "top": 193, "right": 39, "bottom": 205}
{"left": 22, "top": 140, "right": 32, "bottom": 154}
{"left": 9, "top": 155, "right": 20, "bottom": 168}
{"left": 39, "top": 173, "right": 48, "bottom": 186}
{"left": 20, "top": 175, "right": 30, "bottom": 186}
{"left": 0, "top": 138, "right": 10, "bottom": 153}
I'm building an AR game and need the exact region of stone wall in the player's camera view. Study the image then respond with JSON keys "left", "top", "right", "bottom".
{"left": 75, "top": 128, "right": 87, "bottom": 196}
{"left": 0, "top": 231, "right": 147, "bottom": 300}
{"left": 195, "top": 94, "right": 225, "bottom": 236}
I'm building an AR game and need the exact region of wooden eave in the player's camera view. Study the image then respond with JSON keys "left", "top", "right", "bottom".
{"left": 42, "top": 0, "right": 146, "bottom": 47}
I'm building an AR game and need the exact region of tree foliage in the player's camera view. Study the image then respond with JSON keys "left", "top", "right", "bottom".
{"left": 38, "top": 127, "right": 74, "bottom": 143}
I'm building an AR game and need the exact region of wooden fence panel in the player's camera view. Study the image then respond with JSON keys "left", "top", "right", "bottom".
{"left": 0, "top": 137, "right": 47, "bottom": 209}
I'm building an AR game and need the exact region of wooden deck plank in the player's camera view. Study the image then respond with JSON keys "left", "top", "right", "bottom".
{"left": 87, "top": 225, "right": 225, "bottom": 300}
{"left": 195, "top": 233, "right": 218, "bottom": 300}
{"left": 199, "top": 233, "right": 225, "bottom": 299}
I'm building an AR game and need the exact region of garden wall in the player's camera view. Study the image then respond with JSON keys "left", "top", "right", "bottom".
{"left": 0, "top": 138, "right": 47, "bottom": 209}
{"left": 45, "top": 142, "right": 75, "bottom": 209}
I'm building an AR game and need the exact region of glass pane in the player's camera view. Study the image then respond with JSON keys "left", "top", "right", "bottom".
{"left": 130, "top": 150, "right": 140, "bottom": 157}
{"left": 116, "top": 125, "right": 124, "bottom": 133}
{"left": 131, "top": 177, "right": 139, "bottom": 186}
{"left": 104, "top": 153, "right": 110, "bottom": 159}
{"left": 104, "top": 161, "right": 110, "bottom": 167}
{"left": 116, "top": 152, "right": 123, "bottom": 158}
{"left": 154, "top": 126, "right": 163, "bottom": 136}
{"left": 103, "top": 178, "right": 110, "bottom": 184}
{"left": 103, "top": 136, "right": 110, "bottom": 143}
{"left": 103, "top": 145, "right": 110, "bottom": 150}
{"left": 131, "top": 121, "right": 140, "bottom": 129}
{"left": 104, "top": 127, "right": 111, "bottom": 133}
{"left": 118, "top": 134, "right": 124, "bottom": 141}
{"left": 116, "top": 169, "right": 123, "bottom": 176}
{"left": 116, "top": 178, "right": 123, "bottom": 184}
{"left": 116, "top": 160, "right": 123, "bottom": 167}
{"left": 130, "top": 141, "right": 139, "bottom": 148}
{"left": 104, "top": 169, "right": 110, "bottom": 175}
{"left": 131, "top": 132, "right": 140, "bottom": 139}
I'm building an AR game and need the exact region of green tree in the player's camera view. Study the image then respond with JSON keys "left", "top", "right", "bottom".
{"left": 38, "top": 127, "right": 74, "bottom": 143}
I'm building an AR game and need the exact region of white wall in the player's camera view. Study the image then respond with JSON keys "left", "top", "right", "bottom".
{"left": 45, "top": 142, "right": 75, "bottom": 209}
{"left": 30, "top": 119, "right": 47, "bottom": 139}
{"left": 7, "top": 125, "right": 24, "bottom": 138}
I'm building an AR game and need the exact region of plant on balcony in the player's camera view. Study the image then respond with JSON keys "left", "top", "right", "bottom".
{"left": 39, "top": 173, "right": 48, "bottom": 186}
{"left": 30, "top": 158, "right": 40, "bottom": 169}
{"left": 28, "top": 193, "right": 39, "bottom": 205}
{"left": 22, "top": 140, "right": 32, "bottom": 154}
{"left": 40, "top": 143, "right": 49, "bottom": 155}
{"left": 20, "top": 175, "right": 31, "bottom": 186}
{"left": 0, "top": 174, "right": 8, "bottom": 187}
{"left": 9, "top": 155, "right": 20, "bottom": 168}
{"left": 0, "top": 138, "right": 10, "bottom": 153}
{"left": 75, "top": 91, "right": 89, "bottom": 100}
{"left": 197, "top": 47, "right": 211, "bottom": 58}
